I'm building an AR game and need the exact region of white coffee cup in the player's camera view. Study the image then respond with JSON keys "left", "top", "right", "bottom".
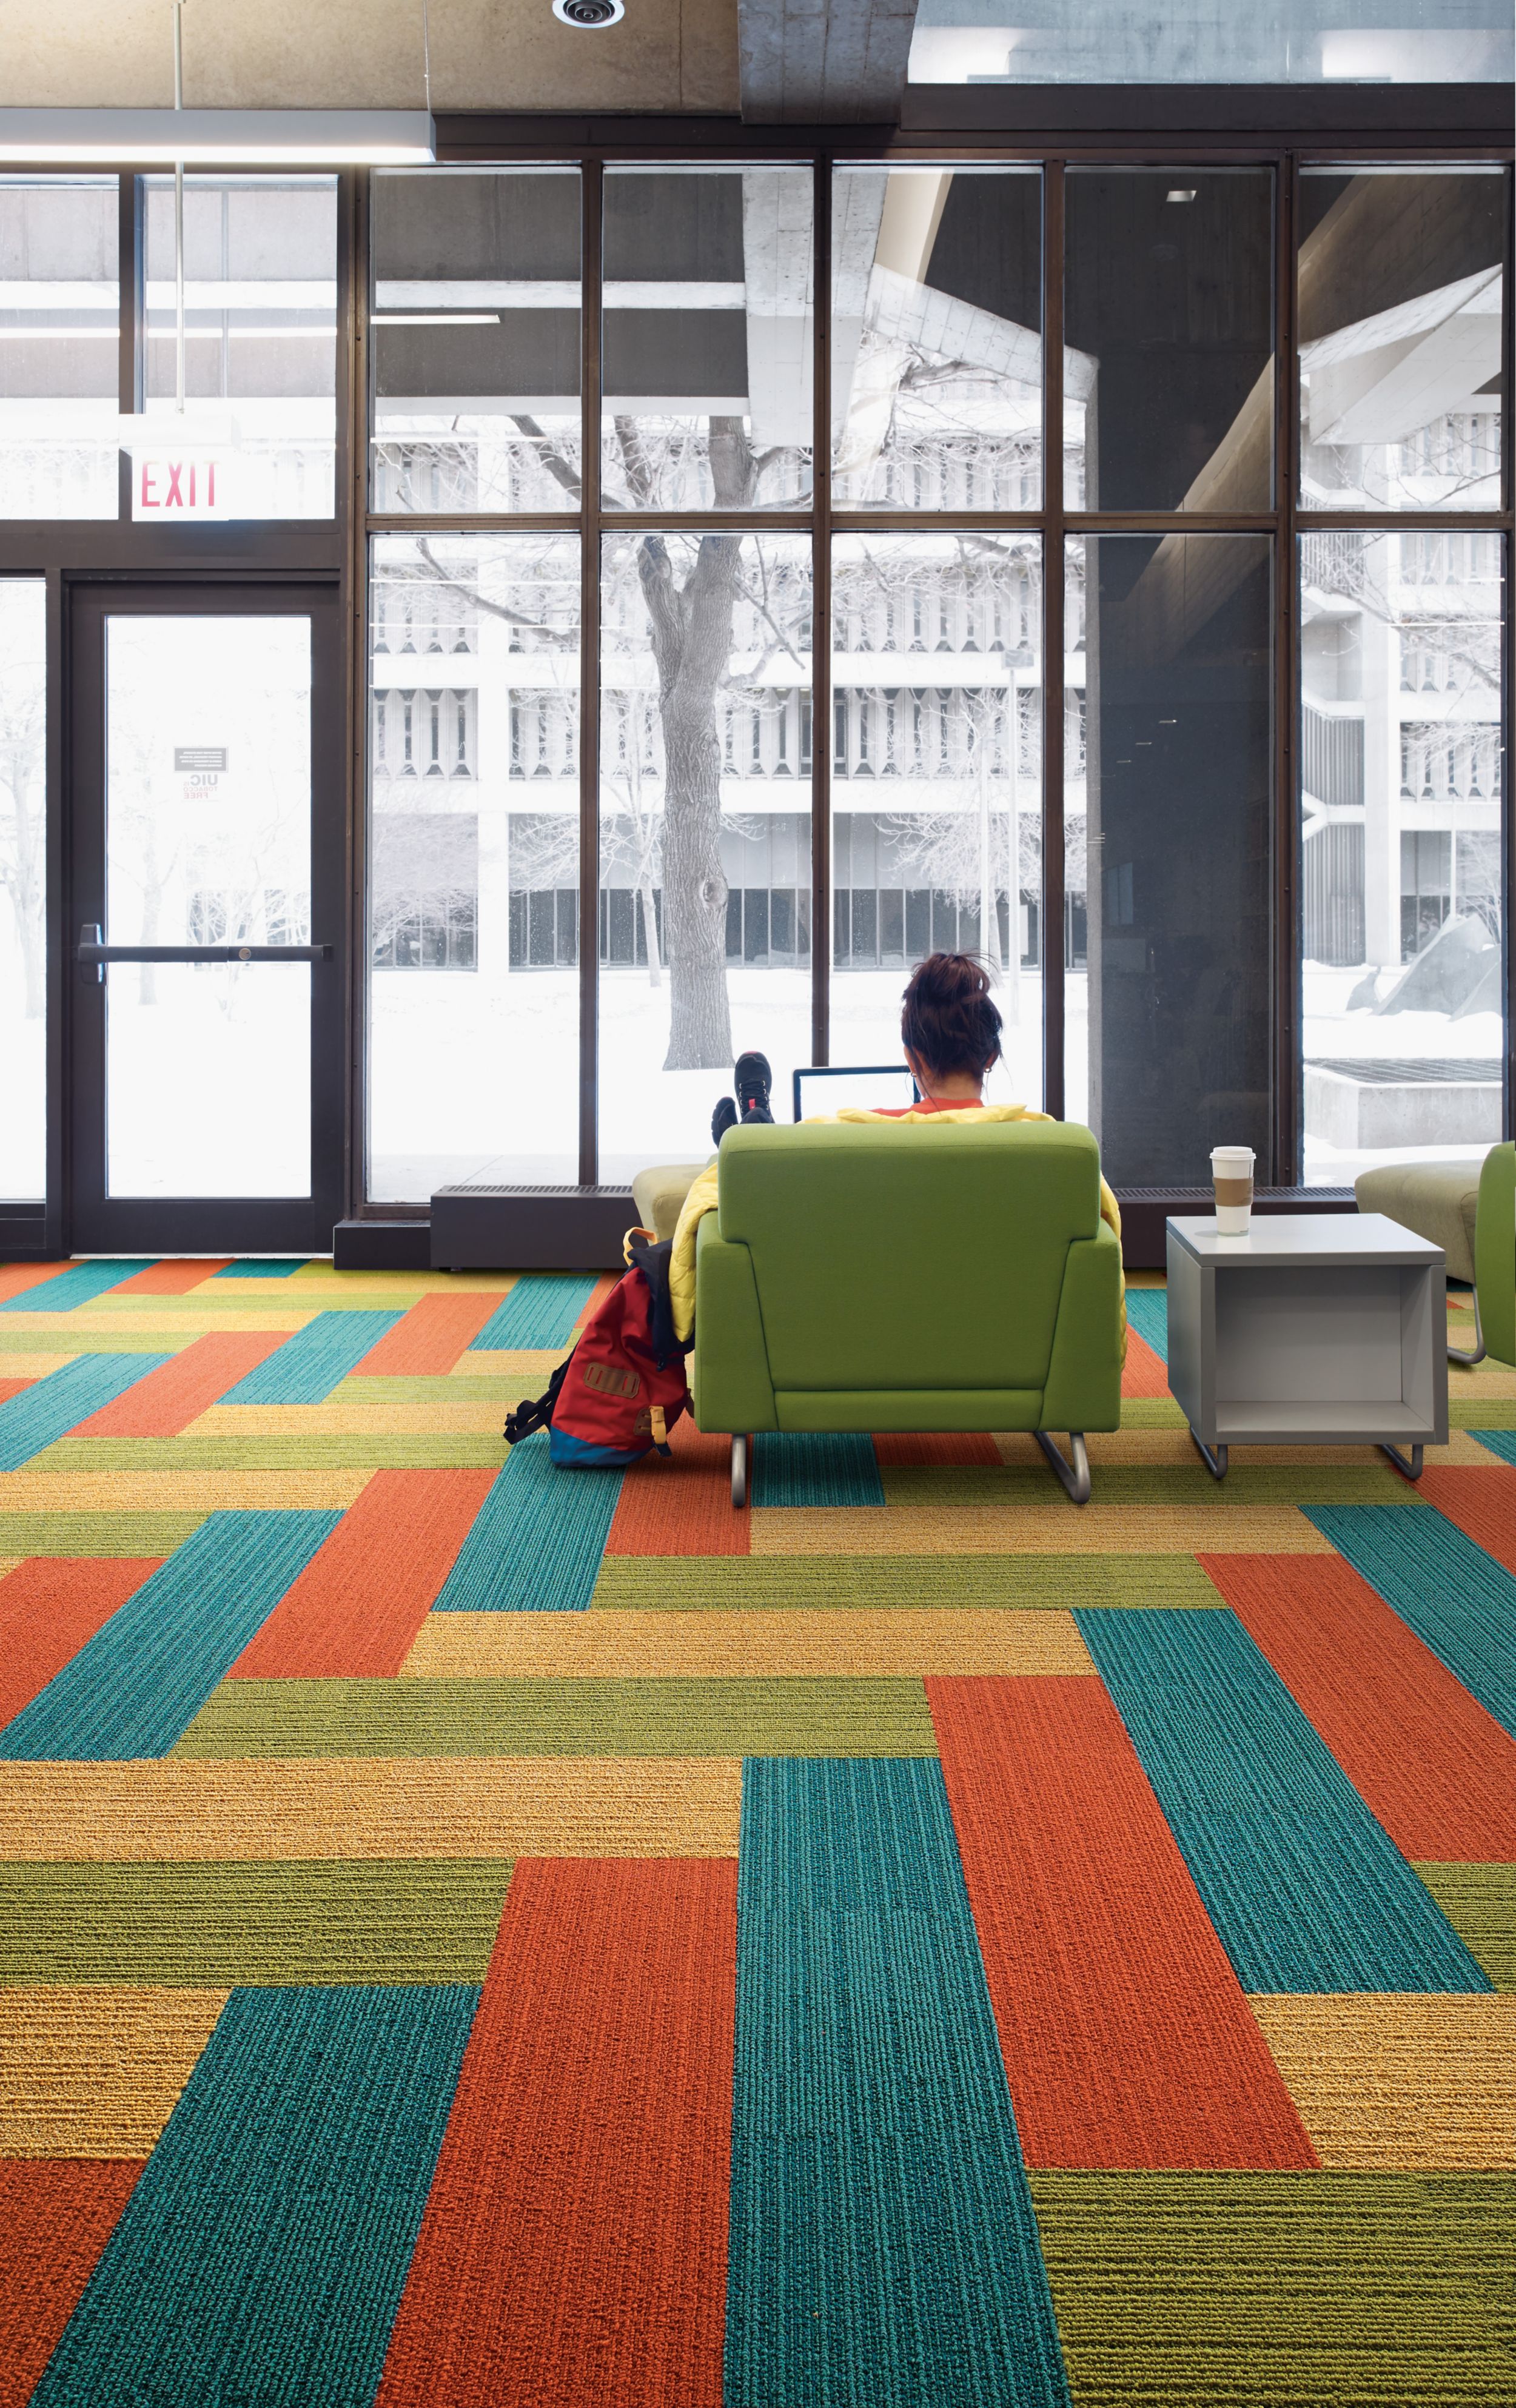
{"left": 1211, "top": 1145, "right": 1255, "bottom": 1235}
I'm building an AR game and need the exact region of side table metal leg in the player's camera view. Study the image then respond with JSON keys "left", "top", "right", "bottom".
{"left": 1449, "top": 1288, "right": 1486, "bottom": 1368}
{"left": 1190, "top": 1428, "right": 1227, "bottom": 1480}
{"left": 730, "top": 1432, "right": 749, "bottom": 1509}
{"left": 1380, "top": 1442, "right": 1424, "bottom": 1482}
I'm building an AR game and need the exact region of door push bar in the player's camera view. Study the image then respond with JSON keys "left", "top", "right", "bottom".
{"left": 76, "top": 924, "right": 332, "bottom": 979}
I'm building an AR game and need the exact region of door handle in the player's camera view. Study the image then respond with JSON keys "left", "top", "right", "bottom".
{"left": 76, "top": 924, "right": 332, "bottom": 978}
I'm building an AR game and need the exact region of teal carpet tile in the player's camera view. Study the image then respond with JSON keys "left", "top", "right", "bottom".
{"left": 0, "top": 1260, "right": 154, "bottom": 1312}
{"left": 727, "top": 1756, "right": 1070, "bottom": 2408}
{"left": 431, "top": 1438, "right": 622, "bottom": 1612}
{"left": 1123, "top": 1290, "right": 1169, "bottom": 1361}
{"left": 1307, "top": 1504, "right": 1516, "bottom": 1742}
{"left": 29, "top": 1984, "right": 479, "bottom": 2408}
{"left": 473, "top": 1275, "right": 601, "bottom": 1350}
{"left": 212, "top": 1259, "right": 313, "bottom": 1278}
{"left": 751, "top": 1432, "right": 887, "bottom": 1509}
{"left": 0, "top": 1508, "right": 341, "bottom": 1760}
{"left": 220, "top": 1312, "right": 406, "bottom": 1404}
{"left": 1074, "top": 1607, "right": 1489, "bottom": 1994}
{"left": 0, "top": 1353, "right": 170, "bottom": 1471}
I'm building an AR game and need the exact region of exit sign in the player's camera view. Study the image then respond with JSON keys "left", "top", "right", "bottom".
{"left": 133, "top": 454, "right": 230, "bottom": 520}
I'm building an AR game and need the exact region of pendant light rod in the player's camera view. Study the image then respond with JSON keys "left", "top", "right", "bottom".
{"left": 173, "top": 0, "right": 186, "bottom": 414}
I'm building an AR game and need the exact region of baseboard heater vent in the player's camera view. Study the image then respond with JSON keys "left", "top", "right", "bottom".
{"left": 431, "top": 1184, "right": 636, "bottom": 1271}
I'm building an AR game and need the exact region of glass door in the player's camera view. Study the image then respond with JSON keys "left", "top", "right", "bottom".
{"left": 69, "top": 585, "right": 345, "bottom": 1253}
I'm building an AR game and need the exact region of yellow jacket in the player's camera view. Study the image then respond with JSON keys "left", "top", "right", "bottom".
{"left": 668, "top": 1105, "right": 1124, "bottom": 1350}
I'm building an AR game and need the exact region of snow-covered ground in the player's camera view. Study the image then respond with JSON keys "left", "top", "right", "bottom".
{"left": 369, "top": 961, "right": 1052, "bottom": 1200}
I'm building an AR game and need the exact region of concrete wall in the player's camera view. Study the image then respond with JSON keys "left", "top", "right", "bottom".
{"left": 0, "top": 0, "right": 739, "bottom": 113}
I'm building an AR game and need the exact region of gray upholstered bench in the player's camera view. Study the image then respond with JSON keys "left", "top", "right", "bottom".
{"left": 1355, "top": 1155, "right": 1486, "bottom": 1363}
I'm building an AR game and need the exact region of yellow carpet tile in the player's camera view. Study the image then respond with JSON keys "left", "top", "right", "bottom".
{"left": 0, "top": 1470, "right": 372, "bottom": 1513}
{"left": 0, "top": 1310, "right": 316, "bottom": 1337}
{"left": 399, "top": 1608, "right": 1096, "bottom": 1680}
{"left": 1031, "top": 1429, "right": 1501, "bottom": 1470}
{"left": 0, "top": 1354, "right": 75, "bottom": 1380}
{"left": 0, "top": 1986, "right": 229, "bottom": 2156}
{"left": 186, "top": 1401, "right": 509, "bottom": 1437}
{"left": 458, "top": 1349, "right": 573, "bottom": 1381}
{"left": 1250, "top": 1995, "right": 1516, "bottom": 2170}
{"left": 0, "top": 1757, "right": 742, "bottom": 1861}
{"left": 750, "top": 1504, "right": 1339, "bottom": 1555}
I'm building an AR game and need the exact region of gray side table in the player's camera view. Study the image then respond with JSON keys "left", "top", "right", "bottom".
{"left": 1165, "top": 1213, "right": 1448, "bottom": 1481}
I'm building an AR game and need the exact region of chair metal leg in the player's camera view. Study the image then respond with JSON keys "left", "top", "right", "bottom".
{"left": 1190, "top": 1427, "right": 1228, "bottom": 1480}
{"left": 1449, "top": 1287, "right": 1486, "bottom": 1367}
{"left": 1381, "top": 1442, "right": 1424, "bottom": 1481}
{"left": 1035, "top": 1430, "right": 1090, "bottom": 1504}
{"left": 730, "top": 1432, "right": 749, "bottom": 1509}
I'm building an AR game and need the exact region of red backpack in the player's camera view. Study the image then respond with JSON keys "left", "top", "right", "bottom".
{"left": 503, "top": 1233, "right": 692, "bottom": 1469}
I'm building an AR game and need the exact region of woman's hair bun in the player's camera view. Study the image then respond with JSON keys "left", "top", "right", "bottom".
{"left": 899, "top": 951, "right": 1003, "bottom": 1082}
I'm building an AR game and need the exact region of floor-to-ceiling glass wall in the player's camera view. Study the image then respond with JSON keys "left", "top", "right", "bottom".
{"left": 361, "top": 147, "right": 1509, "bottom": 1206}
{"left": 1296, "top": 168, "right": 1508, "bottom": 1184}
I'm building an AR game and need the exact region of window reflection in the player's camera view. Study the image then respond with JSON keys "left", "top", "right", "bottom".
{"left": 143, "top": 176, "right": 337, "bottom": 520}
{"left": 1064, "top": 170, "right": 1273, "bottom": 511}
{"left": 371, "top": 170, "right": 582, "bottom": 514}
{"left": 1299, "top": 169, "right": 1506, "bottom": 511}
{"left": 602, "top": 169, "right": 814, "bottom": 512}
{"left": 832, "top": 167, "right": 1041, "bottom": 508}
{"left": 1301, "top": 530, "right": 1504, "bottom": 1185}
{"left": 1065, "top": 534, "right": 1273, "bottom": 1185}
{"left": 0, "top": 178, "right": 118, "bottom": 520}
{"left": 367, "top": 534, "right": 580, "bottom": 1199}
{"left": 830, "top": 534, "right": 1044, "bottom": 1107}
{"left": 598, "top": 532, "right": 812, "bottom": 1179}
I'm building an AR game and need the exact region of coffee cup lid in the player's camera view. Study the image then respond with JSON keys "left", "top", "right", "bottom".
{"left": 1210, "top": 1146, "right": 1255, "bottom": 1168}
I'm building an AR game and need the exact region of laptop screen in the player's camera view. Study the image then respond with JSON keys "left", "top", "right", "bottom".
{"left": 792, "top": 1065, "right": 917, "bottom": 1121}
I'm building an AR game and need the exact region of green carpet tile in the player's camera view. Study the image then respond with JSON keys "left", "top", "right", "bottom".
{"left": 880, "top": 1462, "right": 1426, "bottom": 1509}
{"left": 38, "top": 1435, "right": 508, "bottom": 1472}
{"left": 1414, "top": 1864, "right": 1516, "bottom": 1991}
{"left": 1110, "top": 1397, "right": 1188, "bottom": 1427}
{"left": 0, "top": 1860, "right": 513, "bottom": 1985}
{"left": 170, "top": 1676, "right": 941, "bottom": 1758}
{"left": 1028, "top": 2172, "right": 1516, "bottom": 2405}
{"left": 338, "top": 1377, "right": 526, "bottom": 1404}
{"left": 0, "top": 1329, "right": 188, "bottom": 1355}
{"left": 1451, "top": 1400, "right": 1516, "bottom": 1429}
{"left": 0, "top": 1511, "right": 207, "bottom": 1555}
{"left": 589, "top": 1554, "right": 1226, "bottom": 1611}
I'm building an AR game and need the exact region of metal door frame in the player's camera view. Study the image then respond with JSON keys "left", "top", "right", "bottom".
{"left": 65, "top": 577, "right": 347, "bottom": 1253}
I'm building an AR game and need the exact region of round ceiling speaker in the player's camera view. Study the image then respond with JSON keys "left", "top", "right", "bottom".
{"left": 553, "top": 0, "right": 624, "bottom": 23}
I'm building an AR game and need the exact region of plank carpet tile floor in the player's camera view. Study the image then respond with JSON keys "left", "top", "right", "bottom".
{"left": 0, "top": 1258, "right": 1512, "bottom": 2406}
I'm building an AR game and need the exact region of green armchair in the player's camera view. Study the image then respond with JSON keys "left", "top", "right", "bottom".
{"left": 691, "top": 1116, "right": 1124, "bottom": 1506}
{"left": 1471, "top": 1141, "right": 1516, "bottom": 1368}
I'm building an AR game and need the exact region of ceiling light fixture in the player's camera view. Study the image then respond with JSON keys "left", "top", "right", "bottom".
{"left": 554, "top": 0, "right": 625, "bottom": 25}
{"left": 0, "top": 0, "right": 435, "bottom": 170}
{"left": 0, "top": 108, "right": 436, "bottom": 165}
{"left": 1166, "top": 188, "right": 1197, "bottom": 204}
{"left": 371, "top": 313, "right": 501, "bottom": 326}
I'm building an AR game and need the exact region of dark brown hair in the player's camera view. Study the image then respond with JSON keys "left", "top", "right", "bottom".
{"left": 900, "top": 953, "right": 1003, "bottom": 1083}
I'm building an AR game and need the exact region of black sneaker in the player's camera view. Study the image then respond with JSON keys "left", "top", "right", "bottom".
{"left": 711, "top": 1095, "right": 739, "bottom": 1146}
{"left": 734, "top": 1050, "right": 774, "bottom": 1123}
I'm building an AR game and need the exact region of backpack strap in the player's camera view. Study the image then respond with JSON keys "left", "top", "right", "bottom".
{"left": 503, "top": 1349, "right": 574, "bottom": 1446}
{"left": 623, "top": 1232, "right": 685, "bottom": 1369}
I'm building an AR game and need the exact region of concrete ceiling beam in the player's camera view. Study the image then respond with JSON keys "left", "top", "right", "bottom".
{"left": 739, "top": 0, "right": 919, "bottom": 124}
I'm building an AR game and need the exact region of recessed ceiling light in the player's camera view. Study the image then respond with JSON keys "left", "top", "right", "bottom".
{"left": 554, "top": 0, "right": 623, "bottom": 23}
{"left": 1166, "top": 188, "right": 1198, "bottom": 204}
